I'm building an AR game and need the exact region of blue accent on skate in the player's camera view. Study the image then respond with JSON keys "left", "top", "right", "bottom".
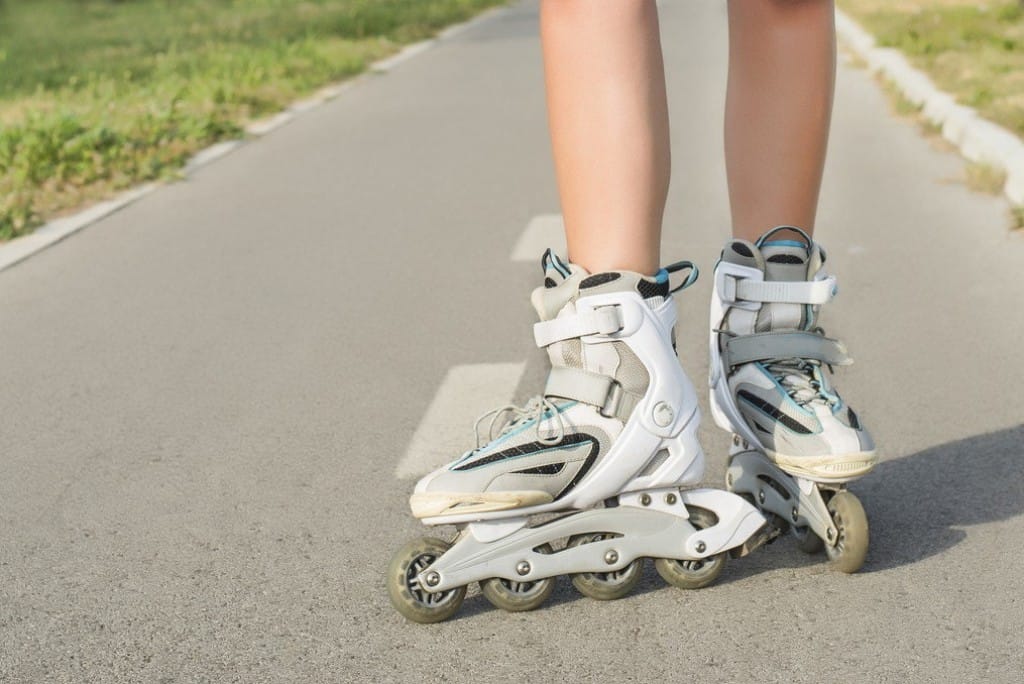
{"left": 655, "top": 268, "right": 669, "bottom": 284}
{"left": 552, "top": 253, "right": 570, "bottom": 277}
{"left": 542, "top": 248, "right": 571, "bottom": 278}
{"left": 761, "top": 240, "right": 807, "bottom": 249}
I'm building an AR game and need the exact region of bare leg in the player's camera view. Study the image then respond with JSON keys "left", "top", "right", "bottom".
{"left": 725, "top": 0, "right": 836, "bottom": 242}
{"left": 541, "top": 0, "right": 669, "bottom": 275}
{"left": 713, "top": 2, "right": 876, "bottom": 498}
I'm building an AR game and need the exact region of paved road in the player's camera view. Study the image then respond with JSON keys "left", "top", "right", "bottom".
{"left": 3, "top": 2, "right": 1024, "bottom": 682}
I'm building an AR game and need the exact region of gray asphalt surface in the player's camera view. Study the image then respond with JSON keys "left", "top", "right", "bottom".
{"left": 3, "top": 2, "right": 1024, "bottom": 682}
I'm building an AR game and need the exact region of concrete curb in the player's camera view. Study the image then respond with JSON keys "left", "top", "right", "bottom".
{"left": 0, "top": 5, "right": 507, "bottom": 274}
{"left": 0, "top": 184, "right": 158, "bottom": 273}
{"left": 836, "top": 10, "right": 1024, "bottom": 207}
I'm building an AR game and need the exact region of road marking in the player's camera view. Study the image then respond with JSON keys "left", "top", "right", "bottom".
{"left": 511, "top": 214, "right": 566, "bottom": 262}
{"left": 396, "top": 362, "right": 527, "bottom": 479}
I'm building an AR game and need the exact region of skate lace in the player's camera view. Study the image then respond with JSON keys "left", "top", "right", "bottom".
{"left": 718, "top": 325, "right": 840, "bottom": 409}
{"left": 763, "top": 357, "right": 838, "bottom": 408}
{"left": 473, "top": 395, "right": 566, "bottom": 449}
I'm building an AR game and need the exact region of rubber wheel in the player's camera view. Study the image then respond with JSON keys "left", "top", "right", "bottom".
{"left": 792, "top": 524, "right": 825, "bottom": 554}
{"left": 654, "top": 507, "right": 727, "bottom": 590}
{"left": 567, "top": 533, "right": 644, "bottom": 601}
{"left": 479, "top": 543, "right": 555, "bottom": 612}
{"left": 824, "top": 491, "right": 869, "bottom": 573}
{"left": 387, "top": 537, "right": 465, "bottom": 623}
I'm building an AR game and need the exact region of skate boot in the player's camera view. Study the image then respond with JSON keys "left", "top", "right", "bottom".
{"left": 387, "top": 250, "right": 769, "bottom": 623}
{"left": 709, "top": 226, "right": 875, "bottom": 572}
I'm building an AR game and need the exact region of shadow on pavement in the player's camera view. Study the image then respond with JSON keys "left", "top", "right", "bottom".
{"left": 858, "top": 423, "right": 1024, "bottom": 572}
{"left": 444, "top": 421, "right": 1024, "bottom": 623}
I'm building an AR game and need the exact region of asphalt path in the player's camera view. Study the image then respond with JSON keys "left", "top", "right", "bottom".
{"left": 2, "top": 2, "right": 1023, "bottom": 682}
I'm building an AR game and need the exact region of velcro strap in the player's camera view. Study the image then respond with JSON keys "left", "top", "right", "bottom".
{"left": 533, "top": 306, "right": 622, "bottom": 348}
{"left": 545, "top": 366, "right": 616, "bottom": 407}
{"left": 723, "top": 331, "right": 851, "bottom": 368}
{"left": 722, "top": 275, "right": 837, "bottom": 305}
{"left": 544, "top": 367, "right": 638, "bottom": 421}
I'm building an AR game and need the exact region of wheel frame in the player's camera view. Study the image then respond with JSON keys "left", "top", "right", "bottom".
{"left": 387, "top": 537, "right": 466, "bottom": 623}
{"left": 567, "top": 533, "right": 644, "bottom": 601}
{"left": 654, "top": 506, "right": 727, "bottom": 590}
{"left": 824, "top": 490, "right": 869, "bottom": 573}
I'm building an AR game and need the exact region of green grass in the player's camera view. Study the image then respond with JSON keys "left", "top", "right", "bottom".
{"left": 1013, "top": 205, "right": 1024, "bottom": 230}
{"left": 0, "top": 0, "right": 505, "bottom": 240}
{"left": 964, "top": 161, "right": 1008, "bottom": 195}
{"left": 840, "top": 1, "right": 1024, "bottom": 137}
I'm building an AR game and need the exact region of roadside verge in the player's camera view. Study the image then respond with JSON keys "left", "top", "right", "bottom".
{"left": 0, "top": 5, "right": 506, "bottom": 274}
{"left": 836, "top": 10, "right": 1024, "bottom": 212}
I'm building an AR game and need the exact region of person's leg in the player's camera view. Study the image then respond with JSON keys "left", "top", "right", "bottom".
{"left": 541, "top": 0, "right": 669, "bottom": 275}
{"left": 710, "top": 0, "right": 876, "bottom": 484}
{"left": 409, "top": 2, "right": 714, "bottom": 532}
{"left": 725, "top": 0, "right": 836, "bottom": 241}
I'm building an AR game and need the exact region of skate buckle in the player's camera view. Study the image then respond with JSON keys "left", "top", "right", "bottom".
{"left": 713, "top": 263, "right": 761, "bottom": 311}
{"left": 599, "top": 381, "right": 624, "bottom": 419}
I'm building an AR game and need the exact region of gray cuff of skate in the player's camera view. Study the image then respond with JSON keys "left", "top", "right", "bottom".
{"left": 722, "top": 331, "right": 852, "bottom": 369}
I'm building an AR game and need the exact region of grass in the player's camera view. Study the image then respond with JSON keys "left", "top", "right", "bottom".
{"left": 840, "top": 1, "right": 1023, "bottom": 225}
{"left": 964, "top": 162, "right": 1008, "bottom": 195}
{"left": 873, "top": 74, "right": 950, "bottom": 145}
{"left": 0, "top": 0, "right": 505, "bottom": 241}
{"left": 839, "top": 1, "right": 1024, "bottom": 137}
{"left": 866, "top": 53, "right": 1014, "bottom": 209}
{"left": 1013, "top": 205, "right": 1024, "bottom": 229}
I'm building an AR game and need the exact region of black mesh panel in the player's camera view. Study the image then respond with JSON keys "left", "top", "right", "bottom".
{"left": 580, "top": 272, "right": 621, "bottom": 288}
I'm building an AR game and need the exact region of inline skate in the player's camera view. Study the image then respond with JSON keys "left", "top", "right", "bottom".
{"left": 709, "top": 227, "right": 876, "bottom": 573}
{"left": 388, "top": 250, "right": 771, "bottom": 623}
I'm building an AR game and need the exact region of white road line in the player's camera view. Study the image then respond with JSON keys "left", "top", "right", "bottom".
{"left": 396, "top": 362, "right": 526, "bottom": 479}
{"left": 511, "top": 214, "right": 566, "bottom": 262}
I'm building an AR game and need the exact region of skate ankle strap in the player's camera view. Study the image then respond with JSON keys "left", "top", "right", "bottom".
{"left": 544, "top": 366, "right": 639, "bottom": 422}
{"left": 722, "top": 331, "right": 852, "bottom": 368}
{"left": 533, "top": 306, "right": 623, "bottom": 348}
{"left": 717, "top": 272, "right": 837, "bottom": 306}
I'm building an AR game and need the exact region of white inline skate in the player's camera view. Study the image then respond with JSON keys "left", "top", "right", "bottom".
{"left": 388, "top": 250, "right": 772, "bottom": 623}
{"left": 709, "top": 226, "right": 876, "bottom": 573}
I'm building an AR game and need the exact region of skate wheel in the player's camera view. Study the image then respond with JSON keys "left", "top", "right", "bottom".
{"left": 792, "top": 525, "right": 825, "bottom": 554}
{"left": 567, "top": 533, "right": 643, "bottom": 601}
{"left": 386, "top": 537, "right": 465, "bottom": 623}
{"left": 655, "top": 507, "right": 726, "bottom": 590}
{"left": 824, "top": 491, "right": 869, "bottom": 573}
{"left": 479, "top": 543, "right": 555, "bottom": 612}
